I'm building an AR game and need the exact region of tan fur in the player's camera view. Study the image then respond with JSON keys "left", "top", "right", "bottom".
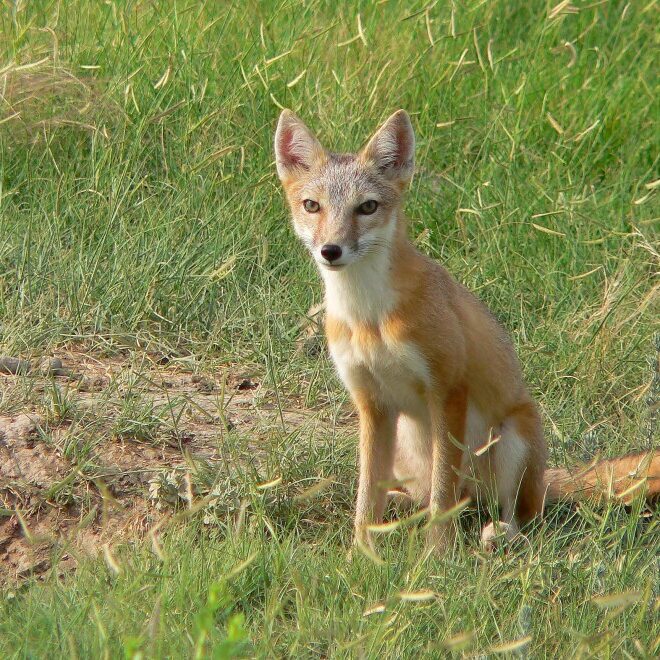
{"left": 274, "top": 109, "right": 659, "bottom": 553}
{"left": 545, "top": 451, "right": 660, "bottom": 505}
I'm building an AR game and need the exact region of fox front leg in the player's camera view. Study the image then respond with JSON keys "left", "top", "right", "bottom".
{"left": 353, "top": 398, "right": 396, "bottom": 551}
{"left": 426, "top": 395, "right": 462, "bottom": 554}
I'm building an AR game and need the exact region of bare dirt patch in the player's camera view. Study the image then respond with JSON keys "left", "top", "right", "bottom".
{"left": 0, "top": 349, "right": 333, "bottom": 584}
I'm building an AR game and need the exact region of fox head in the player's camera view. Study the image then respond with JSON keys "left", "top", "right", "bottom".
{"left": 274, "top": 110, "right": 415, "bottom": 271}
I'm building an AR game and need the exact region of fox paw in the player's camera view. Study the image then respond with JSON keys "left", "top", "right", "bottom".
{"left": 387, "top": 489, "right": 415, "bottom": 514}
{"left": 480, "top": 521, "right": 518, "bottom": 552}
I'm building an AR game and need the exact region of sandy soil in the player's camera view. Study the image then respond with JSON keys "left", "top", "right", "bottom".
{"left": 0, "top": 348, "right": 328, "bottom": 584}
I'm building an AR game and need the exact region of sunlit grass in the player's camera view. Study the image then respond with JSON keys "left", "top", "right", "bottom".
{"left": 0, "top": 0, "right": 657, "bottom": 656}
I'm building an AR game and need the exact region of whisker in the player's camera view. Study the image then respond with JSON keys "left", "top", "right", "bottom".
{"left": 357, "top": 238, "right": 392, "bottom": 258}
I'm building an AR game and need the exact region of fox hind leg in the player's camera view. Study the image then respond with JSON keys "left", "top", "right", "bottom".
{"left": 481, "top": 423, "right": 524, "bottom": 549}
{"left": 392, "top": 413, "right": 432, "bottom": 506}
{"left": 481, "top": 402, "right": 546, "bottom": 550}
{"left": 510, "top": 402, "right": 546, "bottom": 524}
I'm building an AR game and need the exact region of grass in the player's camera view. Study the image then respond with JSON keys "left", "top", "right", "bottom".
{"left": 0, "top": 0, "right": 658, "bottom": 656}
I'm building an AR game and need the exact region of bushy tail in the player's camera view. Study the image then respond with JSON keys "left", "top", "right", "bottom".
{"left": 545, "top": 451, "right": 660, "bottom": 505}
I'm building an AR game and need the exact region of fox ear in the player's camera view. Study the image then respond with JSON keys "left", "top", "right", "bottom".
{"left": 274, "top": 110, "right": 325, "bottom": 180}
{"left": 361, "top": 110, "right": 415, "bottom": 183}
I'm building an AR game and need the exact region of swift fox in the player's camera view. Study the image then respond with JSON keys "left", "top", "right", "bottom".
{"left": 274, "top": 109, "right": 659, "bottom": 552}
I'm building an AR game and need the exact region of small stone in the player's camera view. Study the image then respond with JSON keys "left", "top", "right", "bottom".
{"left": 78, "top": 376, "right": 108, "bottom": 392}
{"left": 0, "top": 357, "right": 31, "bottom": 375}
{"left": 195, "top": 378, "right": 215, "bottom": 393}
{"left": 7, "top": 414, "right": 44, "bottom": 442}
{"left": 295, "top": 303, "right": 326, "bottom": 357}
{"left": 237, "top": 378, "right": 257, "bottom": 391}
{"left": 40, "top": 358, "right": 75, "bottom": 378}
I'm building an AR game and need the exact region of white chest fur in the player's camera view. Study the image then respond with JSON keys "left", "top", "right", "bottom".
{"left": 321, "top": 225, "right": 429, "bottom": 412}
{"left": 319, "top": 212, "right": 398, "bottom": 326}
{"left": 328, "top": 326, "right": 430, "bottom": 414}
{"left": 321, "top": 257, "right": 395, "bottom": 326}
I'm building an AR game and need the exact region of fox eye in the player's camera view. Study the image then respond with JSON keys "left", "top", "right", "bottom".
{"left": 357, "top": 200, "right": 378, "bottom": 215}
{"left": 303, "top": 199, "right": 320, "bottom": 213}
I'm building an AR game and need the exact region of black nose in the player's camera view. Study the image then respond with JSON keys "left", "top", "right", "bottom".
{"left": 321, "top": 244, "right": 342, "bottom": 262}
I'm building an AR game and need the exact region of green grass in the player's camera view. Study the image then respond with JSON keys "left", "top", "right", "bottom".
{"left": 0, "top": 0, "right": 658, "bottom": 657}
